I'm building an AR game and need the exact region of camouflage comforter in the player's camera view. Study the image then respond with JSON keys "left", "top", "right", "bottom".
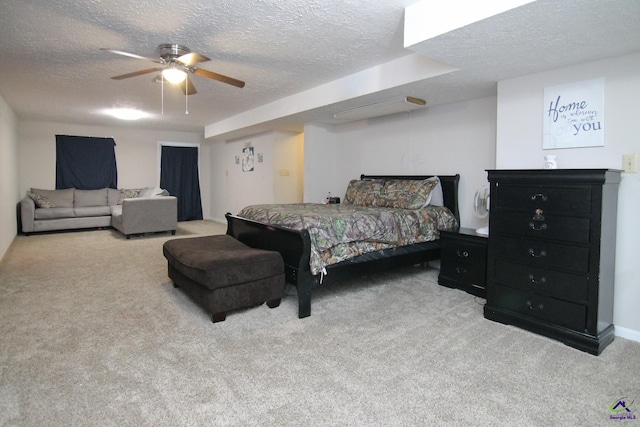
{"left": 237, "top": 203, "right": 458, "bottom": 275}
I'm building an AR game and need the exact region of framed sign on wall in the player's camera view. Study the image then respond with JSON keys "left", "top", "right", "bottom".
{"left": 542, "top": 77, "right": 605, "bottom": 149}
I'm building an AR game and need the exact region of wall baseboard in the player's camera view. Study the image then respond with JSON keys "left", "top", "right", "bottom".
{"left": 615, "top": 325, "right": 640, "bottom": 343}
{"left": 207, "top": 216, "right": 226, "bottom": 224}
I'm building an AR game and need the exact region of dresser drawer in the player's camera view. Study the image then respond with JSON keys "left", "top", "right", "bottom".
{"left": 494, "top": 185, "right": 592, "bottom": 215}
{"left": 491, "top": 236, "right": 589, "bottom": 273}
{"left": 490, "top": 284, "right": 587, "bottom": 332}
{"left": 440, "top": 261, "right": 486, "bottom": 287}
{"left": 494, "top": 259, "right": 588, "bottom": 302}
{"left": 491, "top": 211, "right": 590, "bottom": 244}
{"left": 441, "top": 239, "right": 486, "bottom": 265}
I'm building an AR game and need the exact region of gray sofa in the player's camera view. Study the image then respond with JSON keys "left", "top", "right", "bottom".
{"left": 20, "top": 187, "right": 177, "bottom": 239}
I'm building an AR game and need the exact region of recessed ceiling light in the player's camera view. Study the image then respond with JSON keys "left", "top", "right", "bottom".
{"left": 102, "top": 108, "right": 153, "bottom": 121}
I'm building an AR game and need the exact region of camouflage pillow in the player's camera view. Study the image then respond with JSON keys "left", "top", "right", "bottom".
{"left": 117, "top": 188, "right": 142, "bottom": 205}
{"left": 378, "top": 178, "right": 439, "bottom": 209}
{"left": 27, "top": 191, "right": 56, "bottom": 208}
{"left": 343, "top": 179, "right": 384, "bottom": 206}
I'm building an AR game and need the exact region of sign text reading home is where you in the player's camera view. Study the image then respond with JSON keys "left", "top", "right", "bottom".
{"left": 543, "top": 77, "right": 605, "bottom": 149}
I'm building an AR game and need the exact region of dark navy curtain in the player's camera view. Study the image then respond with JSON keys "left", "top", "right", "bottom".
{"left": 160, "top": 145, "right": 203, "bottom": 221}
{"left": 55, "top": 135, "right": 117, "bottom": 189}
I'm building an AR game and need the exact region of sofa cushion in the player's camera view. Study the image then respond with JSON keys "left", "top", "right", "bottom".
{"left": 74, "top": 189, "right": 108, "bottom": 207}
{"left": 74, "top": 206, "right": 111, "bottom": 217}
{"left": 31, "top": 188, "right": 74, "bottom": 208}
{"left": 107, "top": 188, "right": 120, "bottom": 206}
{"left": 34, "top": 207, "right": 75, "bottom": 220}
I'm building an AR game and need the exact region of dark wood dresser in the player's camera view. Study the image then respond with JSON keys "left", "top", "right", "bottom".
{"left": 483, "top": 169, "right": 621, "bottom": 355}
{"left": 438, "top": 227, "right": 487, "bottom": 298}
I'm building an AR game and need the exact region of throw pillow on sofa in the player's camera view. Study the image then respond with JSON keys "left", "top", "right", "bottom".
{"left": 117, "top": 188, "right": 141, "bottom": 205}
{"left": 27, "top": 191, "right": 55, "bottom": 208}
{"left": 115, "top": 187, "right": 171, "bottom": 205}
{"left": 30, "top": 188, "right": 74, "bottom": 208}
{"left": 138, "top": 187, "right": 170, "bottom": 198}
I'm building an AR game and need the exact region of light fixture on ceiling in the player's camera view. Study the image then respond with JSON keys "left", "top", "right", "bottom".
{"left": 157, "top": 66, "right": 191, "bottom": 115}
{"left": 333, "top": 96, "right": 427, "bottom": 122}
{"left": 162, "top": 63, "right": 187, "bottom": 84}
{"left": 102, "top": 108, "right": 152, "bottom": 121}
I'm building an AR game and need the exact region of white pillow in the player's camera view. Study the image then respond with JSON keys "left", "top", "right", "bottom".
{"left": 138, "top": 187, "right": 155, "bottom": 198}
{"left": 426, "top": 176, "right": 444, "bottom": 207}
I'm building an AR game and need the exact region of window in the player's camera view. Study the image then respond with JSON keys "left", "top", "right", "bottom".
{"left": 55, "top": 135, "right": 117, "bottom": 189}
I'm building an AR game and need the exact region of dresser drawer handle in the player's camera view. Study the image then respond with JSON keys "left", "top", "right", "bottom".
{"left": 528, "top": 248, "right": 547, "bottom": 258}
{"left": 455, "top": 266, "right": 468, "bottom": 275}
{"left": 528, "top": 274, "right": 547, "bottom": 284}
{"left": 456, "top": 250, "right": 469, "bottom": 258}
{"left": 529, "top": 222, "right": 548, "bottom": 231}
{"left": 527, "top": 300, "right": 544, "bottom": 311}
{"left": 531, "top": 193, "right": 548, "bottom": 201}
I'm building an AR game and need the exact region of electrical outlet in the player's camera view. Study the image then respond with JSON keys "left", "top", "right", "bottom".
{"left": 622, "top": 153, "right": 638, "bottom": 173}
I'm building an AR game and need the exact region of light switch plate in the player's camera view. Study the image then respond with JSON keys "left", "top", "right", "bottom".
{"left": 622, "top": 153, "right": 638, "bottom": 173}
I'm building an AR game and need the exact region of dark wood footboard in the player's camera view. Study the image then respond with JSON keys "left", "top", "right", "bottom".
{"left": 225, "top": 213, "right": 317, "bottom": 318}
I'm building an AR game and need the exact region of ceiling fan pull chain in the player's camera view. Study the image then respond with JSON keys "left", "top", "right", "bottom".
{"left": 185, "top": 79, "right": 189, "bottom": 115}
{"left": 161, "top": 76, "right": 164, "bottom": 115}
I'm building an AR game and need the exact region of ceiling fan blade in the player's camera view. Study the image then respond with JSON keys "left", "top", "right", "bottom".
{"left": 177, "top": 52, "right": 210, "bottom": 66}
{"left": 193, "top": 68, "right": 245, "bottom": 88}
{"left": 101, "top": 48, "right": 163, "bottom": 63}
{"left": 111, "top": 68, "right": 162, "bottom": 80}
{"left": 180, "top": 76, "right": 198, "bottom": 95}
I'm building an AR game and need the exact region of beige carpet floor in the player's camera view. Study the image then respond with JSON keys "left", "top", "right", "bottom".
{"left": 1, "top": 221, "right": 639, "bottom": 426}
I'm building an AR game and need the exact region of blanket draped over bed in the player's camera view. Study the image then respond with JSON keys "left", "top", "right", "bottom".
{"left": 237, "top": 203, "right": 458, "bottom": 275}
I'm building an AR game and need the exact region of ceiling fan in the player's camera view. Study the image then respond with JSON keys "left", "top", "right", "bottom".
{"left": 101, "top": 43, "right": 245, "bottom": 95}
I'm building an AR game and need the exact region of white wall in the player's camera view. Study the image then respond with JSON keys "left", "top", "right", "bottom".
{"left": 273, "top": 133, "right": 304, "bottom": 204}
{"left": 0, "top": 94, "right": 19, "bottom": 261}
{"left": 18, "top": 121, "right": 209, "bottom": 217}
{"left": 304, "top": 96, "right": 497, "bottom": 229}
{"left": 303, "top": 123, "right": 339, "bottom": 203}
{"left": 208, "top": 130, "right": 303, "bottom": 222}
{"left": 496, "top": 52, "right": 640, "bottom": 340}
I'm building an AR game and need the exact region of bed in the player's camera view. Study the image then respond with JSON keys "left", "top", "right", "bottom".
{"left": 225, "top": 174, "right": 460, "bottom": 318}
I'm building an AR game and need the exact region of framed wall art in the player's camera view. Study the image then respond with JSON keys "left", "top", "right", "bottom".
{"left": 542, "top": 77, "right": 604, "bottom": 149}
{"left": 242, "top": 146, "right": 254, "bottom": 172}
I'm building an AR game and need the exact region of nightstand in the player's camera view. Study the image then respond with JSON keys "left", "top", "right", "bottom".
{"left": 438, "top": 227, "right": 487, "bottom": 298}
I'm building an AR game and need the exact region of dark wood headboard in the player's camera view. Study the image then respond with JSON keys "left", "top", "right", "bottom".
{"left": 359, "top": 174, "right": 460, "bottom": 226}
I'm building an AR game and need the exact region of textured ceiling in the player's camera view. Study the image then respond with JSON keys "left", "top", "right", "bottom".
{"left": 1, "top": 0, "right": 639, "bottom": 139}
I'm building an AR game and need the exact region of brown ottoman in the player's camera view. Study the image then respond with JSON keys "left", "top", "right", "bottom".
{"left": 162, "top": 234, "right": 285, "bottom": 322}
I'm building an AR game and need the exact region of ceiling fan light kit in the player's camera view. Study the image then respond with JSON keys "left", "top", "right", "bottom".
{"left": 162, "top": 64, "right": 187, "bottom": 84}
